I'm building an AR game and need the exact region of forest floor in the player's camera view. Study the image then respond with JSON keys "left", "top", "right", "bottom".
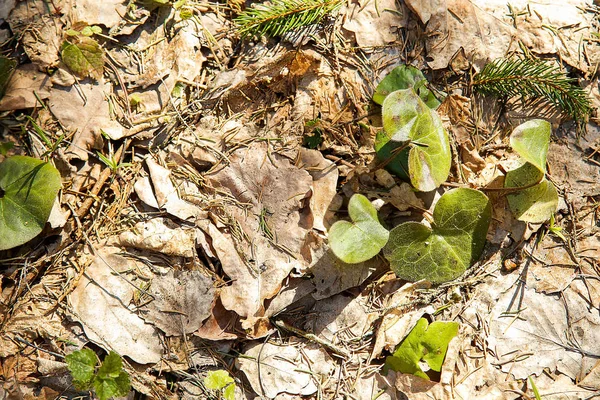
{"left": 1, "top": 0, "right": 600, "bottom": 399}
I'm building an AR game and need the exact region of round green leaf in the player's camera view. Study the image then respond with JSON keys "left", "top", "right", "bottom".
{"left": 505, "top": 162, "right": 558, "bottom": 223}
{"left": 0, "top": 156, "right": 61, "bottom": 250}
{"left": 328, "top": 194, "right": 389, "bottom": 264}
{"left": 204, "top": 370, "right": 235, "bottom": 390}
{"left": 384, "top": 188, "right": 491, "bottom": 283}
{"left": 510, "top": 119, "right": 551, "bottom": 173}
{"left": 381, "top": 89, "right": 451, "bottom": 192}
{"left": 373, "top": 65, "right": 441, "bottom": 109}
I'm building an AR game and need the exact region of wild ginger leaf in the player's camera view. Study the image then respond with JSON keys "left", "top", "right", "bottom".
{"left": 380, "top": 89, "right": 451, "bottom": 192}
{"left": 65, "top": 349, "right": 97, "bottom": 388}
{"left": 505, "top": 163, "right": 558, "bottom": 223}
{"left": 328, "top": 194, "right": 389, "bottom": 264}
{"left": 510, "top": 119, "right": 551, "bottom": 172}
{"left": 505, "top": 120, "right": 558, "bottom": 223}
{"left": 373, "top": 65, "right": 440, "bottom": 108}
{"left": 61, "top": 36, "right": 104, "bottom": 80}
{"left": 0, "top": 156, "right": 62, "bottom": 250}
{"left": 385, "top": 318, "right": 459, "bottom": 379}
{"left": 384, "top": 188, "right": 491, "bottom": 283}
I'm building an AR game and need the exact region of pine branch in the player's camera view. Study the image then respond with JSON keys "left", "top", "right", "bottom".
{"left": 235, "top": 0, "right": 343, "bottom": 38}
{"left": 473, "top": 57, "right": 592, "bottom": 121}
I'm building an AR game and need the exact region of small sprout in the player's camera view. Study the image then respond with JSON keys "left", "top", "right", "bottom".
{"left": 66, "top": 349, "right": 131, "bottom": 400}
{"left": 204, "top": 370, "right": 235, "bottom": 400}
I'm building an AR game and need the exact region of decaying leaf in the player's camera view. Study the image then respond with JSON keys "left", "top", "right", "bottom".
{"left": 118, "top": 218, "right": 197, "bottom": 257}
{"left": 0, "top": 64, "right": 51, "bottom": 111}
{"left": 68, "top": 250, "right": 162, "bottom": 364}
{"left": 343, "top": 0, "right": 406, "bottom": 48}
{"left": 204, "top": 142, "right": 313, "bottom": 318}
{"left": 139, "top": 269, "right": 215, "bottom": 336}
{"left": 61, "top": 36, "right": 105, "bottom": 80}
{"left": 236, "top": 342, "right": 334, "bottom": 399}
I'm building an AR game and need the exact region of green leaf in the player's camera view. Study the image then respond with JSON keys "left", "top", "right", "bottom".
{"left": 223, "top": 382, "right": 235, "bottom": 400}
{"left": 61, "top": 37, "right": 104, "bottom": 80}
{"left": 505, "top": 119, "right": 558, "bottom": 223}
{"left": 510, "top": 119, "right": 551, "bottom": 172}
{"left": 328, "top": 194, "right": 389, "bottom": 264}
{"left": 0, "top": 142, "right": 14, "bottom": 156}
{"left": 380, "top": 89, "right": 451, "bottom": 192}
{"left": 384, "top": 188, "right": 491, "bottom": 283}
{"left": 0, "top": 156, "right": 62, "bottom": 251}
{"left": 97, "top": 351, "right": 123, "bottom": 379}
{"left": 204, "top": 370, "right": 235, "bottom": 390}
{"left": 93, "top": 374, "right": 129, "bottom": 400}
{"left": 385, "top": 318, "right": 459, "bottom": 379}
{"left": 505, "top": 163, "right": 558, "bottom": 223}
{"left": 0, "top": 56, "right": 17, "bottom": 99}
{"left": 65, "top": 349, "right": 97, "bottom": 389}
{"left": 373, "top": 65, "right": 441, "bottom": 108}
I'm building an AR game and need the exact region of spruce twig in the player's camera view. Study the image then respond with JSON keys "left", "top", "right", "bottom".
{"left": 234, "top": 0, "right": 343, "bottom": 38}
{"left": 473, "top": 57, "right": 592, "bottom": 121}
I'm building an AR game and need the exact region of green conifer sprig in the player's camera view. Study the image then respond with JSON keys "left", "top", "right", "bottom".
{"left": 235, "top": 0, "right": 343, "bottom": 38}
{"left": 473, "top": 57, "right": 592, "bottom": 121}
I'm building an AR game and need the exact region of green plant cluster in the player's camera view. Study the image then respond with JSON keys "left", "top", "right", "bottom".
{"left": 328, "top": 64, "right": 562, "bottom": 284}
{"left": 65, "top": 349, "right": 131, "bottom": 400}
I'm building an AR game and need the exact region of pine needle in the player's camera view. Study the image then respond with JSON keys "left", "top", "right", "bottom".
{"left": 235, "top": 0, "right": 343, "bottom": 38}
{"left": 473, "top": 57, "right": 592, "bottom": 121}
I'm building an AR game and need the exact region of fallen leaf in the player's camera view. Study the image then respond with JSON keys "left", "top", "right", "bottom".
{"left": 70, "top": 0, "right": 128, "bottom": 28}
{"left": 236, "top": 342, "right": 334, "bottom": 399}
{"left": 68, "top": 249, "right": 162, "bottom": 364}
{"left": 204, "top": 142, "right": 313, "bottom": 318}
{"left": 299, "top": 148, "right": 338, "bottom": 232}
{"left": 343, "top": 0, "right": 406, "bottom": 48}
{"left": 118, "top": 218, "right": 197, "bottom": 257}
{"left": 0, "top": 64, "right": 51, "bottom": 111}
{"left": 139, "top": 269, "right": 215, "bottom": 336}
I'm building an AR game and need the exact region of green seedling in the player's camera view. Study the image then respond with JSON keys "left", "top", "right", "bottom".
{"left": 0, "top": 156, "right": 61, "bottom": 250}
{"left": 61, "top": 31, "right": 104, "bottom": 80}
{"left": 385, "top": 318, "right": 459, "bottom": 380}
{"left": 384, "top": 188, "right": 492, "bottom": 283}
{"left": 24, "top": 116, "right": 65, "bottom": 157}
{"left": 504, "top": 119, "right": 558, "bottom": 223}
{"left": 204, "top": 370, "right": 235, "bottom": 400}
{"left": 376, "top": 88, "right": 451, "bottom": 192}
{"left": 328, "top": 194, "right": 389, "bottom": 264}
{"left": 66, "top": 349, "right": 130, "bottom": 400}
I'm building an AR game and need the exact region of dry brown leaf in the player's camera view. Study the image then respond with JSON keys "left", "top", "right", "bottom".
{"left": 47, "top": 82, "right": 123, "bottom": 160}
{"left": 300, "top": 148, "right": 338, "bottom": 232}
{"left": 204, "top": 142, "right": 313, "bottom": 318}
{"left": 70, "top": 0, "right": 127, "bottom": 28}
{"left": 194, "top": 299, "right": 239, "bottom": 341}
{"left": 0, "top": 64, "right": 51, "bottom": 111}
{"left": 68, "top": 249, "right": 162, "bottom": 364}
{"left": 343, "top": 0, "right": 406, "bottom": 48}
{"left": 236, "top": 342, "right": 334, "bottom": 399}
{"left": 139, "top": 269, "right": 215, "bottom": 336}
{"left": 118, "top": 218, "right": 197, "bottom": 257}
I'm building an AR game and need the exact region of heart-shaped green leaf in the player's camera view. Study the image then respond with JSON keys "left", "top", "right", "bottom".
{"left": 505, "top": 162, "right": 558, "bottom": 223}
{"left": 510, "top": 119, "right": 551, "bottom": 172}
{"left": 328, "top": 194, "right": 389, "bottom": 264}
{"left": 384, "top": 188, "right": 491, "bottom": 283}
{"left": 373, "top": 65, "right": 441, "bottom": 109}
{"left": 385, "top": 318, "right": 459, "bottom": 379}
{"left": 379, "top": 89, "right": 451, "bottom": 192}
{"left": 0, "top": 156, "right": 61, "bottom": 250}
{"left": 505, "top": 119, "right": 558, "bottom": 223}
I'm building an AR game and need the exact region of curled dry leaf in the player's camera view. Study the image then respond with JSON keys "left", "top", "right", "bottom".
{"left": 139, "top": 269, "right": 215, "bottom": 336}
{"left": 236, "top": 342, "right": 334, "bottom": 399}
{"left": 299, "top": 148, "right": 338, "bottom": 232}
{"left": 118, "top": 218, "right": 197, "bottom": 258}
{"left": 68, "top": 249, "right": 162, "bottom": 364}
{"left": 343, "top": 0, "right": 406, "bottom": 48}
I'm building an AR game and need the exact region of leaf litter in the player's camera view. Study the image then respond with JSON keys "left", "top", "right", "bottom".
{"left": 1, "top": 0, "right": 600, "bottom": 398}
